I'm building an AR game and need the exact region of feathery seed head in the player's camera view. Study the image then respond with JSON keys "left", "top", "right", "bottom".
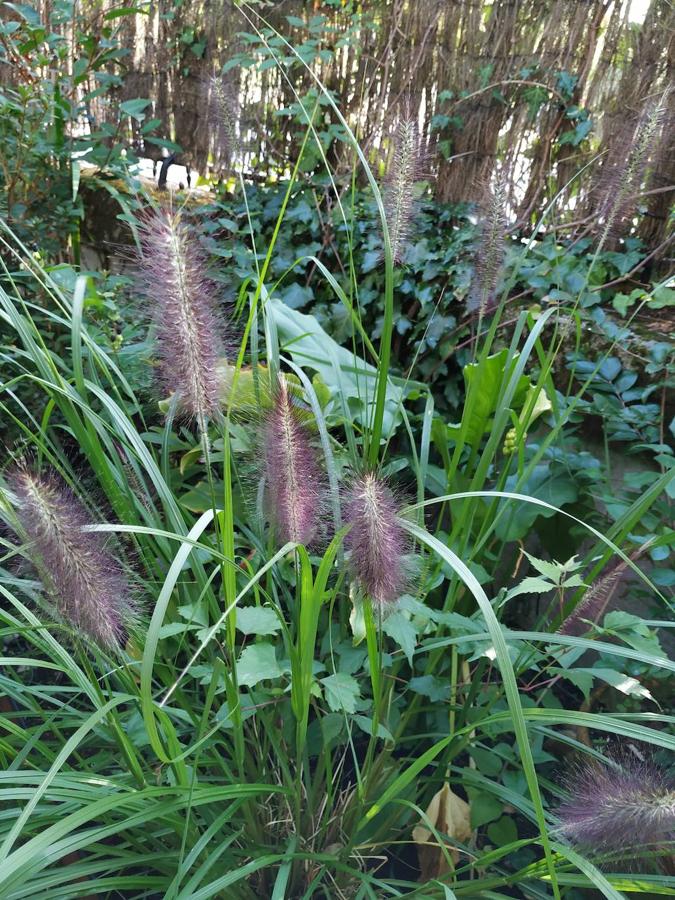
{"left": 468, "top": 176, "right": 507, "bottom": 317}
{"left": 344, "top": 472, "right": 408, "bottom": 607}
{"left": 559, "top": 541, "right": 653, "bottom": 636}
{"left": 598, "top": 99, "right": 665, "bottom": 245}
{"left": 557, "top": 755, "right": 675, "bottom": 856}
{"left": 136, "top": 207, "right": 227, "bottom": 432}
{"left": 8, "top": 464, "right": 136, "bottom": 650}
{"left": 207, "top": 74, "right": 240, "bottom": 161}
{"left": 384, "top": 108, "right": 426, "bottom": 264}
{"left": 559, "top": 560, "right": 624, "bottom": 636}
{"left": 263, "top": 375, "right": 325, "bottom": 546}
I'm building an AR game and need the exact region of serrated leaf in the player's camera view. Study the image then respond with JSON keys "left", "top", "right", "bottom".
{"left": 321, "top": 673, "right": 360, "bottom": 713}
{"left": 506, "top": 575, "right": 556, "bottom": 600}
{"left": 523, "top": 551, "right": 568, "bottom": 582}
{"left": 382, "top": 612, "right": 417, "bottom": 665}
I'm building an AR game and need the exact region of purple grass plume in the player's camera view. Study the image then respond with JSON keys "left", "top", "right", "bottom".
{"left": 598, "top": 99, "right": 665, "bottom": 246}
{"left": 557, "top": 754, "right": 675, "bottom": 857}
{"left": 343, "top": 472, "right": 408, "bottom": 607}
{"left": 9, "top": 464, "right": 136, "bottom": 650}
{"left": 559, "top": 541, "right": 654, "bottom": 636}
{"left": 263, "top": 375, "right": 325, "bottom": 546}
{"left": 136, "top": 207, "right": 226, "bottom": 434}
{"left": 468, "top": 176, "right": 507, "bottom": 317}
{"left": 207, "top": 73, "right": 240, "bottom": 161}
{"left": 383, "top": 107, "right": 426, "bottom": 264}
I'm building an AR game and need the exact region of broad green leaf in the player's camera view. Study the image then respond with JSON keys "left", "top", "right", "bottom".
{"left": 236, "top": 607, "right": 282, "bottom": 636}
{"left": 550, "top": 667, "right": 594, "bottom": 700}
{"left": 353, "top": 715, "right": 394, "bottom": 741}
{"left": 585, "top": 667, "right": 654, "bottom": 701}
{"left": 446, "top": 349, "right": 531, "bottom": 447}
{"left": 236, "top": 644, "right": 283, "bottom": 687}
{"left": 495, "top": 466, "right": 578, "bottom": 541}
{"left": 120, "top": 98, "right": 151, "bottom": 121}
{"left": 266, "top": 296, "right": 403, "bottom": 436}
{"left": 487, "top": 815, "right": 518, "bottom": 846}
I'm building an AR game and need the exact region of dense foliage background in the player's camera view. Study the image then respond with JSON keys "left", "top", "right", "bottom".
{"left": 0, "top": 1, "right": 673, "bottom": 898}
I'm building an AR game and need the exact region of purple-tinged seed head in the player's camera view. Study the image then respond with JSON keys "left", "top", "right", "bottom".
{"left": 468, "top": 176, "right": 507, "bottom": 317}
{"left": 8, "top": 463, "right": 136, "bottom": 651}
{"left": 598, "top": 99, "right": 665, "bottom": 247}
{"left": 136, "top": 207, "right": 228, "bottom": 433}
{"left": 343, "top": 472, "right": 408, "bottom": 607}
{"left": 559, "top": 540, "right": 654, "bottom": 636}
{"left": 207, "top": 73, "right": 241, "bottom": 162}
{"left": 383, "top": 105, "right": 427, "bottom": 264}
{"left": 557, "top": 755, "right": 675, "bottom": 856}
{"left": 263, "top": 375, "right": 325, "bottom": 546}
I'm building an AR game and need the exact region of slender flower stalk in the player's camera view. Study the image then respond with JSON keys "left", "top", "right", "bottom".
{"left": 263, "top": 375, "right": 324, "bottom": 546}
{"left": 8, "top": 464, "right": 135, "bottom": 650}
{"left": 468, "top": 176, "right": 507, "bottom": 318}
{"left": 343, "top": 472, "right": 408, "bottom": 607}
{"left": 557, "top": 755, "right": 675, "bottom": 856}
{"left": 136, "top": 207, "right": 227, "bottom": 435}
{"left": 384, "top": 109, "right": 425, "bottom": 263}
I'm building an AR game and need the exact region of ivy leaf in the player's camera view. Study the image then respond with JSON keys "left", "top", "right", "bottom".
{"left": 236, "top": 644, "right": 283, "bottom": 688}
{"left": 466, "top": 789, "right": 503, "bottom": 828}
{"left": 650, "top": 286, "right": 675, "bottom": 309}
{"left": 602, "top": 611, "right": 665, "bottom": 657}
{"left": 236, "top": 606, "right": 281, "bottom": 637}
{"left": 321, "top": 673, "right": 360, "bottom": 713}
{"left": 409, "top": 675, "right": 451, "bottom": 702}
{"left": 282, "top": 282, "right": 313, "bottom": 310}
{"left": 487, "top": 816, "right": 518, "bottom": 846}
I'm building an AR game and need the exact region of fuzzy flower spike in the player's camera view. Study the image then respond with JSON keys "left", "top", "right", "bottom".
{"left": 599, "top": 98, "right": 665, "bottom": 246}
{"left": 136, "top": 207, "right": 226, "bottom": 434}
{"left": 344, "top": 472, "right": 408, "bottom": 607}
{"left": 383, "top": 106, "right": 426, "bottom": 264}
{"left": 208, "top": 73, "right": 240, "bottom": 162}
{"left": 263, "top": 375, "right": 325, "bottom": 546}
{"left": 468, "top": 176, "right": 507, "bottom": 318}
{"left": 557, "top": 755, "right": 675, "bottom": 857}
{"left": 8, "top": 464, "right": 136, "bottom": 650}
